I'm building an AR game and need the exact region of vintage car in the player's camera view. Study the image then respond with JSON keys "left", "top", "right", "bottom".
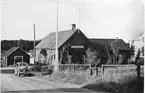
{"left": 14, "top": 62, "right": 29, "bottom": 76}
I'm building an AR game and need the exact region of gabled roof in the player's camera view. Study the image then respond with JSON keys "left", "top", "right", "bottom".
{"left": 2, "top": 47, "right": 29, "bottom": 57}
{"left": 36, "top": 29, "right": 77, "bottom": 49}
{"left": 2, "top": 47, "right": 19, "bottom": 57}
{"left": 89, "top": 38, "right": 131, "bottom": 51}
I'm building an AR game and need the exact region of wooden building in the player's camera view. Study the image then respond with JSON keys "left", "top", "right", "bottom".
{"left": 36, "top": 24, "right": 131, "bottom": 65}
{"left": 2, "top": 47, "right": 30, "bottom": 66}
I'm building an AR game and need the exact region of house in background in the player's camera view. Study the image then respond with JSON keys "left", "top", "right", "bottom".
{"left": 2, "top": 47, "right": 30, "bottom": 66}
{"left": 129, "top": 31, "right": 144, "bottom": 59}
{"left": 36, "top": 24, "right": 131, "bottom": 65}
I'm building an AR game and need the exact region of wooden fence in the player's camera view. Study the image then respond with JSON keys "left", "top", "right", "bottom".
{"left": 102, "top": 64, "right": 144, "bottom": 77}
{"left": 41, "top": 64, "right": 144, "bottom": 77}
{"left": 59, "top": 64, "right": 91, "bottom": 71}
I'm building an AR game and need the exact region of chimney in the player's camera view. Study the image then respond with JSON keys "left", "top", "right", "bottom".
{"left": 71, "top": 24, "right": 76, "bottom": 30}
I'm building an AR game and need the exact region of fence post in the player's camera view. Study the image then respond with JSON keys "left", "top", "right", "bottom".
{"left": 73, "top": 64, "right": 75, "bottom": 72}
{"left": 137, "top": 63, "right": 140, "bottom": 77}
{"left": 96, "top": 67, "right": 98, "bottom": 76}
{"left": 102, "top": 65, "right": 105, "bottom": 75}
{"left": 90, "top": 64, "right": 93, "bottom": 76}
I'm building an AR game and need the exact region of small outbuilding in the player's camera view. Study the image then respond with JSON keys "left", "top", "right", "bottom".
{"left": 2, "top": 47, "right": 30, "bottom": 66}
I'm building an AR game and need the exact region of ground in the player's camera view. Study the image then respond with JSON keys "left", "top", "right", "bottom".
{"left": 1, "top": 67, "right": 106, "bottom": 93}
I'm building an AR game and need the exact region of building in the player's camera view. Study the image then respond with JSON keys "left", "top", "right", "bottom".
{"left": 2, "top": 47, "right": 30, "bottom": 66}
{"left": 36, "top": 24, "right": 131, "bottom": 65}
{"left": 129, "top": 31, "right": 144, "bottom": 59}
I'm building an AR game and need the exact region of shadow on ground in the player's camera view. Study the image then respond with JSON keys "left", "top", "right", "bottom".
{"left": 18, "top": 73, "right": 36, "bottom": 77}
{"left": 1, "top": 88, "right": 99, "bottom": 93}
{"left": 1, "top": 69, "right": 36, "bottom": 77}
{"left": 1, "top": 69, "right": 15, "bottom": 74}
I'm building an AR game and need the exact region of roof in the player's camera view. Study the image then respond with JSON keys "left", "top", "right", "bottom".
{"left": 36, "top": 29, "right": 131, "bottom": 51}
{"left": 2, "top": 47, "right": 29, "bottom": 57}
{"left": 89, "top": 38, "right": 131, "bottom": 51}
{"left": 36, "top": 29, "right": 77, "bottom": 49}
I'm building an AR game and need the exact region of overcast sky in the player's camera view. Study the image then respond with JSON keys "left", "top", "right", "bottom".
{"left": 1, "top": 0, "right": 144, "bottom": 42}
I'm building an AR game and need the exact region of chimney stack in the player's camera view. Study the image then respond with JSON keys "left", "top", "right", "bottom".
{"left": 71, "top": 24, "right": 76, "bottom": 30}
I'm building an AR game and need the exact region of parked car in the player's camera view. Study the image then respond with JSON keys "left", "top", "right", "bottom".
{"left": 14, "top": 62, "right": 29, "bottom": 76}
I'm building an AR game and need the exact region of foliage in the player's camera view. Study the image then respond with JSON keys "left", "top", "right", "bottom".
{"left": 109, "top": 38, "right": 120, "bottom": 64}
{"left": 136, "top": 49, "right": 141, "bottom": 58}
{"left": 130, "top": 44, "right": 135, "bottom": 56}
{"left": 40, "top": 49, "right": 47, "bottom": 57}
{"left": 60, "top": 44, "right": 70, "bottom": 64}
{"left": 1, "top": 39, "right": 41, "bottom": 52}
{"left": 141, "top": 46, "right": 144, "bottom": 56}
{"left": 85, "top": 48, "right": 98, "bottom": 65}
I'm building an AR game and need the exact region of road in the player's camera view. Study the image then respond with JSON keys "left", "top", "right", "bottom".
{"left": 1, "top": 72, "right": 95, "bottom": 93}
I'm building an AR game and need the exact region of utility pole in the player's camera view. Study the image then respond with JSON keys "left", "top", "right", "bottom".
{"left": 33, "top": 23, "right": 36, "bottom": 64}
{"left": 54, "top": 0, "right": 59, "bottom": 72}
{"left": 17, "top": 39, "right": 20, "bottom": 47}
{"left": 78, "top": 8, "right": 80, "bottom": 29}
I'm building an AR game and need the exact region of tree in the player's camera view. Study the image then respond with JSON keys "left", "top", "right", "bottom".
{"left": 130, "top": 44, "right": 135, "bottom": 57}
{"left": 60, "top": 44, "right": 70, "bottom": 64}
{"left": 40, "top": 49, "right": 47, "bottom": 63}
{"left": 109, "top": 38, "right": 120, "bottom": 64}
{"left": 40, "top": 49, "right": 47, "bottom": 57}
{"left": 135, "top": 49, "right": 141, "bottom": 64}
{"left": 85, "top": 48, "right": 99, "bottom": 66}
{"left": 141, "top": 46, "right": 144, "bottom": 56}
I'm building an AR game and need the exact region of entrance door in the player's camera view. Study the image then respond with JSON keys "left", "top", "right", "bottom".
{"left": 14, "top": 56, "right": 23, "bottom": 65}
{"left": 71, "top": 48, "right": 84, "bottom": 64}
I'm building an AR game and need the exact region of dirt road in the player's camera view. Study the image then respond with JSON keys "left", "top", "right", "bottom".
{"left": 1, "top": 73, "right": 95, "bottom": 93}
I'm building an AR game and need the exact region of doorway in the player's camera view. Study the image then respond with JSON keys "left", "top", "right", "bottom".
{"left": 14, "top": 56, "right": 23, "bottom": 65}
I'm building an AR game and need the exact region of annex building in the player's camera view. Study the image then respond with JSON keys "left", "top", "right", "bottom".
{"left": 2, "top": 47, "right": 30, "bottom": 66}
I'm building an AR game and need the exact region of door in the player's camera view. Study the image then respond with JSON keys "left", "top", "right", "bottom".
{"left": 14, "top": 56, "right": 23, "bottom": 65}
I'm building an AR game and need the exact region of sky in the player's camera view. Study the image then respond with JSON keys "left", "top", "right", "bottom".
{"left": 1, "top": 0, "right": 144, "bottom": 42}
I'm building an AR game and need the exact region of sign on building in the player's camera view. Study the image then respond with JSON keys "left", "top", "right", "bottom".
{"left": 71, "top": 45, "right": 84, "bottom": 48}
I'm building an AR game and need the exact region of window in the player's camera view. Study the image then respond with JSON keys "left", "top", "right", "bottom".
{"left": 50, "top": 54, "right": 56, "bottom": 61}
{"left": 54, "top": 54, "right": 55, "bottom": 60}
{"left": 51, "top": 54, "right": 53, "bottom": 61}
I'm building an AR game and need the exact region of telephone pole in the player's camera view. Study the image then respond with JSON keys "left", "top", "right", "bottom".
{"left": 33, "top": 23, "right": 36, "bottom": 64}
{"left": 54, "top": 0, "right": 59, "bottom": 71}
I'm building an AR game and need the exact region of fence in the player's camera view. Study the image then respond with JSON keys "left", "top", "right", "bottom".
{"left": 41, "top": 64, "right": 95, "bottom": 75}
{"left": 101, "top": 64, "right": 144, "bottom": 77}
{"left": 59, "top": 64, "right": 91, "bottom": 71}
{"left": 41, "top": 64, "right": 144, "bottom": 77}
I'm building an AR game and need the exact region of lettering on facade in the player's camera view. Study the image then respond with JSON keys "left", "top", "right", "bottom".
{"left": 71, "top": 45, "right": 84, "bottom": 48}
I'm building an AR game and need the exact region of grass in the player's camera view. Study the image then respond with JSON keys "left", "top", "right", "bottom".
{"left": 37, "top": 66, "right": 144, "bottom": 93}
{"left": 83, "top": 68, "right": 144, "bottom": 93}
{"left": 41, "top": 69, "right": 91, "bottom": 85}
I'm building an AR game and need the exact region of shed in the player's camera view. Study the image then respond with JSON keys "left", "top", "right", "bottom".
{"left": 2, "top": 47, "right": 30, "bottom": 66}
